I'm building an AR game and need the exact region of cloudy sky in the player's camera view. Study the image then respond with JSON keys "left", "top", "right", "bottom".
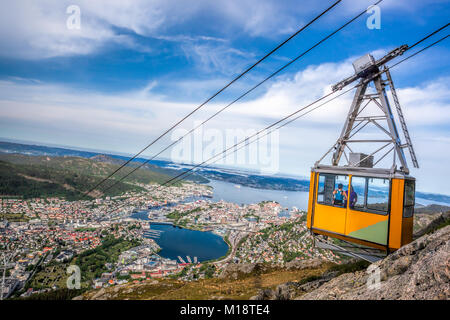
{"left": 0, "top": 0, "right": 449, "bottom": 194}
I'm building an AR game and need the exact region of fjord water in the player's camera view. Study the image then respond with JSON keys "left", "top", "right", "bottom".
{"left": 208, "top": 179, "right": 449, "bottom": 208}
{"left": 150, "top": 224, "right": 229, "bottom": 262}
{"left": 208, "top": 179, "right": 310, "bottom": 210}
{"left": 131, "top": 211, "right": 229, "bottom": 262}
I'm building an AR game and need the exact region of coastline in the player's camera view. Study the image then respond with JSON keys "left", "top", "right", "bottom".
{"left": 166, "top": 220, "right": 233, "bottom": 264}
{"left": 135, "top": 215, "right": 231, "bottom": 263}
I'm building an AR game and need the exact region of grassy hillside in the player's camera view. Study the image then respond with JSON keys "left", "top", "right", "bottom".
{"left": 0, "top": 153, "right": 176, "bottom": 200}
{"left": 77, "top": 262, "right": 333, "bottom": 300}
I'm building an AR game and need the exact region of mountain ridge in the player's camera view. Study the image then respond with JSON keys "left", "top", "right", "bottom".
{"left": 0, "top": 153, "right": 174, "bottom": 200}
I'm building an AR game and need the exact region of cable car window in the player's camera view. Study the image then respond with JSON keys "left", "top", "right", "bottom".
{"left": 403, "top": 180, "right": 415, "bottom": 218}
{"left": 367, "top": 178, "right": 390, "bottom": 212}
{"left": 404, "top": 180, "right": 415, "bottom": 207}
{"left": 316, "top": 173, "right": 348, "bottom": 207}
{"left": 317, "top": 174, "right": 326, "bottom": 203}
{"left": 350, "top": 176, "right": 366, "bottom": 209}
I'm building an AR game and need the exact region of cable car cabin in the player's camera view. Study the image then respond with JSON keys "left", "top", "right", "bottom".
{"left": 306, "top": 166, "right": 415, "bottom": 253}
{"left": 305, "top": 50, "right": 419, "bottom": 258}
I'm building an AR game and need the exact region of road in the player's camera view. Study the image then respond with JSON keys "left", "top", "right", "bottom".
{"left": 213, "top": 231, "right": 248, "bottom": 268}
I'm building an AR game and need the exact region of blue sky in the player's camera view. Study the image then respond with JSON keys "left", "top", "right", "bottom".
{"left": 0, "top": 0, "right": 449, "bottom": 194}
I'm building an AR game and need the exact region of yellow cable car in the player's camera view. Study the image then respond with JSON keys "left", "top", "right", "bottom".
{"left": 307, "top": 166, "right": 415, "bottom": 253}
{"left": 307, "top": 48, "right": 419, "bottom": 259}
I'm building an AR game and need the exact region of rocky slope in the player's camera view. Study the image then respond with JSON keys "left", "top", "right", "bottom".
{"left": 251, "top": 223, "right": 450, "bottom": 300}
{"left": 414, "top": 212, "right": 450, "bottom": 238}
{"left": 301, "top": 225, "right": 449, "bottom": 299}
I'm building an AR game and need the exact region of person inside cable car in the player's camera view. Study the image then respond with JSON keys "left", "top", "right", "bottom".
{"left": 344, "top": 186, "right": 357, "bottom": 209}
{"left": 333, "top": 183, "right": 346, "bottom": 206}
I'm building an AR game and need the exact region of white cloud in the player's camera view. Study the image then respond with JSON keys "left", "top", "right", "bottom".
{"left": 0, "top": 1, "right": 115, "bottom": 58}
{"left": 181, "top": 43, "right": 253, "bottom": 75}
{"left": 1, "top": 0, "right": 445, "bottom": 80}
{"left": 394, "top": 78, "right": 450, "bottom": 125}
{"left": 0, "top": 0, "right": 295, "bottom": 59}
{"left": 1, "top": 55, "right": 449, "bottom": 141}
{"left": 4, "top": 0, "right": 424, "bottom": 60}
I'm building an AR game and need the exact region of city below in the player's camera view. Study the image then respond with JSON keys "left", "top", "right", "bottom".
{"left": 1, "top": 180, "right": 342, "bottom": 299}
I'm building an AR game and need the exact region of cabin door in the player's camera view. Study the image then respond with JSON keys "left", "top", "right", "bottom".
{"left": 344, "top": 176, "right": 390, "bottom": 246}
{"left": 312, "top": 173, "right": 349, "bottom": 235}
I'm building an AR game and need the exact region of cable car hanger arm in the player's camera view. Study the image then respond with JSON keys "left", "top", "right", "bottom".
{"left": 332, "top": 45, "right": 408, "bottom": 92}
{"left": 332, "top": 22, "right": 450, "bottom": 92}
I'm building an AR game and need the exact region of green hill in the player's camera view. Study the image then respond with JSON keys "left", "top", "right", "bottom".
{"left": 0, "top": 153, "right": 176, "bottom": 200}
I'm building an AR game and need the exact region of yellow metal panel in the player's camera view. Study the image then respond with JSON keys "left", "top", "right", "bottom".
{"left": 307, "top": 171, "right": 315, "bottom": 229}
{"left": 389, "top": 178, "right": 404, "bottom": 250}
{"left": 312, "top": 228, "right": 387, "bottom": 251}
{"left": 345, "top": 209, "right": 389, "bottom": 244}
{"left": 313, "top": 203, "right": 347, "bottom": 234}
{"left": 345, "top": 210, "right": 388, "bottom": 234}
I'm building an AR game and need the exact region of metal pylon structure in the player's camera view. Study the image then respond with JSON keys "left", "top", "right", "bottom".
{"left": 316, "top": 46, "right": 419, "bottom": 173}
{"left": 385, "top": 68, "right": 419, "bottom": 168}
